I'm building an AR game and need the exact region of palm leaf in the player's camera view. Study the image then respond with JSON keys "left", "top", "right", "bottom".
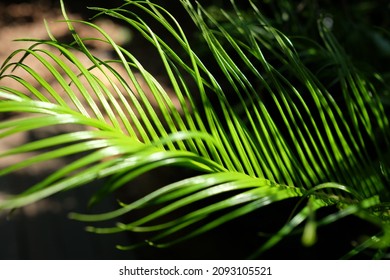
{"left": 0, "top": 0, "right": 389, "bottom": 257}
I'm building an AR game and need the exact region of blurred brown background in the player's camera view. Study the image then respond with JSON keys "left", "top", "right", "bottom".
{"left": 0, "top": 0, "right": 136, "bottom": 260}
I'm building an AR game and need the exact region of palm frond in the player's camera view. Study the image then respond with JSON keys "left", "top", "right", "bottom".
{"left": 0, "top": 0, "right": 389, "bottom": 258}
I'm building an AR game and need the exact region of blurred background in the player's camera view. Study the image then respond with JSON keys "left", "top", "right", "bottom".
{"left": 0, "top": 0, "right": 136, "bottom": 260}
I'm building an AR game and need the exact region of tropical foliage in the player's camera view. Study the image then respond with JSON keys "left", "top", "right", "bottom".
{"left": 0, "top": 0, "right": 389, "bottom": 258}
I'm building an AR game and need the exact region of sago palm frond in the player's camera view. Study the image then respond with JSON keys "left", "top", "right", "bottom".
{"left": 0, "top": 0, "right": 389, "bottom": 258}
